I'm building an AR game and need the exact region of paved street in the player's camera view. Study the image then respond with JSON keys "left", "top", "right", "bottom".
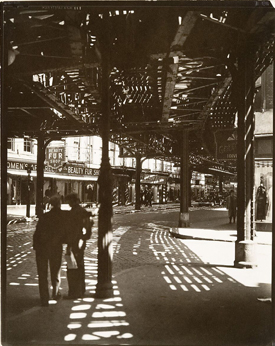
{"left": 4, "top": 205, "right": 273, "bottom": 345}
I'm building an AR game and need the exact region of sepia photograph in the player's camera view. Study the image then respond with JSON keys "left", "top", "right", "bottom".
{"left": 1, "top": 1, "right": 275, "bottom": 345}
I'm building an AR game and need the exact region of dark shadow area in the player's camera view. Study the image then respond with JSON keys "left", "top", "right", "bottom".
{"left": 5, "top": 209, "right": 272, "bottom": 345}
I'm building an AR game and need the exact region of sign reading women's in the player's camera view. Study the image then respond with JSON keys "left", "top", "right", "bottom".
{"left": 215, "top": 129, "right": 237, "bottom": 160}
{"left": 45, "top": 146, "right": 66, "bottom": 170}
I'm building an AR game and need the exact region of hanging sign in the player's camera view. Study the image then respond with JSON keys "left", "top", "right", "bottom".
{"left": 215, "top": 129, "right": 237, "bottom": 160}
{"left": 45, "top": 146, "right": 66, "bottom": 170}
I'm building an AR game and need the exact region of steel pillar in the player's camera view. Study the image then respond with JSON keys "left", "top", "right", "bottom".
{"left": 135, "top": 154, "right": 142, "bottom": 210}
{"left": 272, "top": 56, "right": 275, "bottom": 345}
{"left": 234, "top": 45, "right": 257, "bottom": 268}
{"left": 95, "top": 15, "right": 114, "bottom": 299}
{"left": 179, "top": 130, "right": 190, "bottom": 227}
{"left": 219, "top": 175, "right": 223, "bottom": 195}
{"left": 36, "top": 133, "right": 46, "bottom": 219}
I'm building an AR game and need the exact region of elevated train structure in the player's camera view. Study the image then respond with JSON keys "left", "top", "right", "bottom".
{"left": 2, "top": 1, "right": 275, "bottom": 332}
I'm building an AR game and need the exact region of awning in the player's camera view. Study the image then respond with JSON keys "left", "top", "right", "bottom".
{"left": 7, "top": 169, "right": 98, "bottom": 181}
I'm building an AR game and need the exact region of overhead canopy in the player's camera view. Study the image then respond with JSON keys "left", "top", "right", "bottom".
{"left": 4, "top": 2, "right": 275, "bottom": 174}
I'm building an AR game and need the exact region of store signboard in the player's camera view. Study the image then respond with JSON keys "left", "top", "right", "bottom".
{"left": 7, "top": 160, "right": 99, "bottom": 177}
{"left": 46, "top": 146, "right": 66, "bottom": 170}
{"left": 215, "top": 129, "right": 237, "bottom": 160}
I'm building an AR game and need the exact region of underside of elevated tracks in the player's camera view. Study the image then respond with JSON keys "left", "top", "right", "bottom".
{"left": 2, "top": 0, "right": 275, "bottom": 338}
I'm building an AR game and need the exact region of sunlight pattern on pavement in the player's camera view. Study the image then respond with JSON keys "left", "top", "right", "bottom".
{"left": 64, "top": 227, "right": 133, "bottom": 343}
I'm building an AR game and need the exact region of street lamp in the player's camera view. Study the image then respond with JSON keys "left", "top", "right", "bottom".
{"left": 26, "top": 164, "right": 32, "bottom": 218}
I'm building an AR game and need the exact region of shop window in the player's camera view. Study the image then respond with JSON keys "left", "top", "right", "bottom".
{"left": 7, "top": 138, "right": 15, "bottom": 151}
{"left": 255, "top": 137, "right": 273, "bottom": 158}
{"left": 24, "top": 138, "right": 33, "bottom": 153}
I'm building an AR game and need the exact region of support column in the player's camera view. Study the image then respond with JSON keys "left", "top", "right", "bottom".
{"left": 36, "top": 133, "right": 46, "bottom": 219}
{"left": 135, "top": 154, "right": 142, "bottom": 210}
{"left": 179, "top": 130, "right": 190, "bottom": 227}
{"left": 219, "top": 175, "right": 223, "bottom": 195}
{"left": 272, "top": 56, "right": 275, "bottom": 344}
{"left": 234, "top": 45, "right": 257, "bottom": 268}
{"left": 95, "top": 14, "right": 113, "bottom": 298}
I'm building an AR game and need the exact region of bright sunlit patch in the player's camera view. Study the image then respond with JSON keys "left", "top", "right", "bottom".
{"left": 191, "top": 284, "right": 201, "bottom": 292}
{"left": 82, "top": 334, "right": 100, "bottom": 341}
{"left": 169, "top": 285, "right": 177, "bottom": 290}
{"left": 67, "top": 323, "right": 82, "bottom": 329}
{"left": 82, "top": 297, "right": 95, "bottom": 302}
{"left": 49, "top": 300, "right": 57, "bottom": 305}
{"left": 163, "top": 276, "right": 172, "bottom": 284}
{"left": 70, "top": 312, "right": 87, "bottom": 319}
{"left": 92, "top": 311, "right": 126, "bottom": 318}
{"left": 202, "top": 285, "right": 210, "bottom": 291}
{"left": 174, "top": 276, "right": 182, "bottom": 284}
{"left": 93, "top": 331, "right": 120, "bottom": 338}
{"left": 116, "top": 303, "right": 123, "bottom": 307}
{"left": 180, "top": 285, "right": 188, "bottom": 291}
{"left": 112, "top": 321, "right": 129, "bottom": 327}
{"left": 183, "top": 276, "right": 192, "bottom": 284}
{"left": 64, "top": 334, "right": 76, "bottom": 341}
{"left": 201, "top": 268, "right": 212, "bottom": 275}
{"left": 88, "top": 321, "right": 114, "bottom": 328}
{"left": 96, "top": 304, "right": 115, "bottom": 310}
{"left": 72, "top": 304, "right": 91, "bottom": 311}
{"left": 182, "top": 267, "right": 192, "bottom": 275}
{"left": 114, "top": 290, "right": 120, "bottom": 296}
{"left": 213, "top": 277, "right": 222, "bottom": 283}
{"left": 194, "top": 277, "right": 203, "bottom": 284}
{"left": 104, "top": 297, "right": 121, "bottom": 302}
{"left": 21, "top": 274, "right": 30, "bottom": 276}
{"left": 165, "top": 265, "right": 174, "bottom": 275}
{"left": 117, "top": 333, "right": 133, "bottom": 339}
{"left": 10, "top": 282, "right": 20, "bottom": 285}
{"left": 203, "top": 276, "right": 212, "bottom": 283}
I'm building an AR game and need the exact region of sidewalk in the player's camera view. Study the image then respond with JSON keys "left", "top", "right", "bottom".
{"left": 4, "top": 207, "right": 273, "bottom": 345}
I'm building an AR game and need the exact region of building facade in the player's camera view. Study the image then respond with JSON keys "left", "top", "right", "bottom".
{"left": 7, "top": 135, "right": 182, "bottom": 206}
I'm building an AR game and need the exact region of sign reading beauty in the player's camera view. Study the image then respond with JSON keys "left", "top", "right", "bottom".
{"left": 46, "top": 146, "right": 65, "bottom": 169}
{"left": 215, "top": 129, "right": 237, "bottom": 160}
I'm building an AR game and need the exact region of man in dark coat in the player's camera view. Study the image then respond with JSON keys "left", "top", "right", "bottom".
{"left": 33, "top": 195, "right": 66, "bottom": 306}
{"left": 65, "top": 193, "right": 92, "bottom": 299}
{"left": 226, "top": 190, "right": 237, "bottom": 224}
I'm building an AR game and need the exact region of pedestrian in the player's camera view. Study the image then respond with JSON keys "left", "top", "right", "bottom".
{"left": 256, "top": 180, "right": 268, "bottom": 221}
{"left": 33, "top": 195, "right": 66, "bottom": 306}
{"left": 65, "top": 193, "right": 92, "bottom": 299}
{"left": 146, "top": 188, "right": 153, "bottom": 207}
{"left": 226, "top": 190, "right": 237, "bottom": 224}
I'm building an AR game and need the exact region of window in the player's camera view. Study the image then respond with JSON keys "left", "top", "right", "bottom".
{"left": 24, "top": 138, "right": 33, "bottom": 153}
{"left": 255, "top": 137, "right": 273, "bottom": 158}
{"left": 7, "top": 138, "right": 15, "bottom": 151}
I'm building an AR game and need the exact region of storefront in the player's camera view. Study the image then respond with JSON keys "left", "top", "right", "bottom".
{"left": 140, "top": 172, "right": 169, "bottom": 204}
{"left": 7, "top": 159, "right": 99, "bottom": 205}
{"left": 112, "top": 167, "right": 136, "bottom": 205}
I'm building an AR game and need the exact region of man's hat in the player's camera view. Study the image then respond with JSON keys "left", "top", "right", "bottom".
{"left": 49, "top": 195, "right": 61, "bottom": 208}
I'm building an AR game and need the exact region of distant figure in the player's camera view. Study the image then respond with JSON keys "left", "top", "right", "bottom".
{"left": 256, "top": 181, "right": 267, "bottom": 221}
{"left": 33, "top": 195, "right": 66, "bottom": 306}
{"left": 145, "top": 188, "right": 153, "bottom": 207}
{"left": 65, "top": 193, "right": 92, "bottom": 299}
{"left": 226, "top": 190, "right": 237, "bottom": 224}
